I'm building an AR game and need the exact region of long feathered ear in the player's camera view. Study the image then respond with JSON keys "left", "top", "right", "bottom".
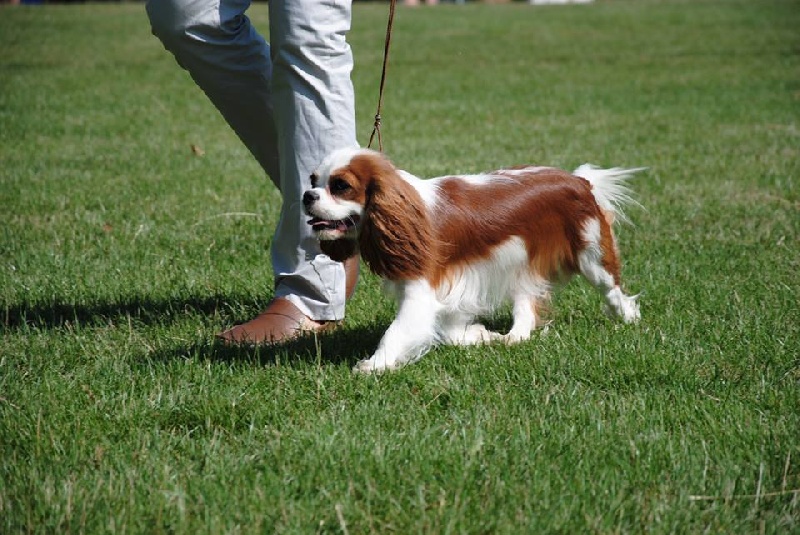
{"left": 320, "top": 239, "right": 359, "bottom": 263}
{"left": 358, "top": 162, "right": 435, "bottom": 281}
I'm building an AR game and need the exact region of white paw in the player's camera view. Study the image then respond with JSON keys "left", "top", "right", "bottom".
{"left": 352, "top": 357, "right": 397, "bottom": 374}
{"left": 463, "top": 324, "right": 504, "bottom": 345}
{"left": 604, "top": 291, "right": 641, "bottom": 324}
{"left": 604, "top": 300, "right": 640, "bottom": 323}
{"left": 622, "top": 305, "right": 641, "bottom": 324}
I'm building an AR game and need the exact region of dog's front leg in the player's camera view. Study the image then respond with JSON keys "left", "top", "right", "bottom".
{"left": 354, "top": 280, "right": 440, "bottom": 373}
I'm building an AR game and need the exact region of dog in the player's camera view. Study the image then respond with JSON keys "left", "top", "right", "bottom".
{"left": 303, "top": 148, "right": 642, "bottom": 372}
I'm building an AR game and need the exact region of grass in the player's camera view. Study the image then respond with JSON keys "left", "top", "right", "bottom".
{"left": 1, "top": 0, "right": 799, "bottom": 532}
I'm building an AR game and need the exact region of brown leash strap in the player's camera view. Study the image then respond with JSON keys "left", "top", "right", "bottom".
{"left": 367, "top": 0, "right": 397, "bottom": 152}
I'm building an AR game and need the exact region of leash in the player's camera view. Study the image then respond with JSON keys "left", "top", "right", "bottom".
{"left": 367, "top": 0, "right": 397, "bottom": 152}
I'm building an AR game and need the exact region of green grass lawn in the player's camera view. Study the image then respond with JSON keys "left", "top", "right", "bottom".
{"left": 1, "top": 0, "right": 799, "bottom": 532}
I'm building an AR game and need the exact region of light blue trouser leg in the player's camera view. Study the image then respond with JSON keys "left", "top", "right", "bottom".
{"left": 146, "top": 0, "right": 357, "bottom": 321}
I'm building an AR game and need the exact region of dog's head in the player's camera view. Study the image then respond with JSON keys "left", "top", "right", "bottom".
{"left": 302, "top": 147, "right": 383, "bottom": 242}
{"left": 303, "top": 148, "right": 434, "bottom": 278}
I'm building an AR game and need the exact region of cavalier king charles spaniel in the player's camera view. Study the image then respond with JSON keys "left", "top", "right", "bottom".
{"left": 303, "top": 148, "right": 642, "bottom": 372}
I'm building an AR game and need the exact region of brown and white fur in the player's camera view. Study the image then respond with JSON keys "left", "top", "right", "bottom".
{"left": 302, "top": 148, "right": 642, "bottom": 372}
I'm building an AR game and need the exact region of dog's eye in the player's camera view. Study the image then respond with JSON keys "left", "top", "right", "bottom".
{"left": 309, "top": 173, "right": 319, "bottom": 187}
{"left": 330, "top": 178, "right": 351, "bottom": 193}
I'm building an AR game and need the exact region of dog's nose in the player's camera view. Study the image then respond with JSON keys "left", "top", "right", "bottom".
{"left": 302, "top": 190, "right": 319, "bottom": 207}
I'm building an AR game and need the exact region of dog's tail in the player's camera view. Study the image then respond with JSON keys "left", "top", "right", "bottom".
{"left": 573, "top": 164, "right": 645, "bottom": 224}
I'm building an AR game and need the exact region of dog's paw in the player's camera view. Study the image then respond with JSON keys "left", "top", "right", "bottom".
{"left": 604, "top": 298, "right": 641, "bottom": 324}
{"left": 353, "top": 357, "right": 396, "bottom": 374}
{"left": 451, "top": 324, "right": 504, "bottom": 346}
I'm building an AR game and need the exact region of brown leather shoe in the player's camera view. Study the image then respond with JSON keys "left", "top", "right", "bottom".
{"left": 215, "top": 297, "right": 336, "bottom": 345}
{"left": 216, "top": 255, "right": 359, "bottom": 345}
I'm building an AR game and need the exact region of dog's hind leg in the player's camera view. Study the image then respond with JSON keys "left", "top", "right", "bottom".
{"left": 578, "top": 217, "right": 640, "bottom": 324}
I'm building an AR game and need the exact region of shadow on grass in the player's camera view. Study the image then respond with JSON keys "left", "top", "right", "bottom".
{"left": 3, "top": 292, "right": 386, "bottom": 367}
{"left": 3, "top": 292, "right": 520, "bottom": 369}
{"left": 0, "top": 293, "right": 249, "bottom": 331}
{"left": 145, "top": 323, "right": 386, "bottom": 369}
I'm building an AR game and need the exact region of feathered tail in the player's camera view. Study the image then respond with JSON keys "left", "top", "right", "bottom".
{"left": 572, "top": 164, "right": 645, "bottom": 224}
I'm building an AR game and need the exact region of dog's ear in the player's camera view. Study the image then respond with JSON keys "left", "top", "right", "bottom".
{"left": 359, "top": 167, "right": 435, "bottom": 281}
{"left": 320, "top": 238, "right": 359, "bottom": 263}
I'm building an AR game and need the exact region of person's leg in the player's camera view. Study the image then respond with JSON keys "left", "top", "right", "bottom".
{"left": 267, "top": 0, "right": 358, "bottom": 321}
{"left": 146, "top": 0, "right": 357, "bottom": 340}
{"left": 146, "top": 0, "right": 281, "bottom": 183}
